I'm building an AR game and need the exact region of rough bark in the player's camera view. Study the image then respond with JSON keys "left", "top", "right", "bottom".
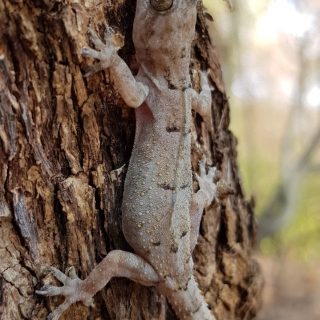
{"left": 0, "top": 1, "right": 263, "bottom": 319}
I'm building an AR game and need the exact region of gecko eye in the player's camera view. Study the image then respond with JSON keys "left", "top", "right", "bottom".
{"left": 150, "top": 0, "right": 173, "bottom": 11}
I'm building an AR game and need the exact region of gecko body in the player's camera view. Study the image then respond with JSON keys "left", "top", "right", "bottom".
{"left": 37, "top": 1, "right": 217, "bottom": 319}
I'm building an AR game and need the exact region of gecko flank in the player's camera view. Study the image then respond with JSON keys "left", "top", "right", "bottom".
{"left": 36, "top": 1, "right": 217, "bottom": 319}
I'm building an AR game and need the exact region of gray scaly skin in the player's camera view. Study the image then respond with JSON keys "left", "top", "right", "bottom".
{"left": 36, "top": 1, "right": 218, "bottom": 319}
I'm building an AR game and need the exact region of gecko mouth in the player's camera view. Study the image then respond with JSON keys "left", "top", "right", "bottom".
{"left": 150, "top": 0, "right": 173, "bottom": 12}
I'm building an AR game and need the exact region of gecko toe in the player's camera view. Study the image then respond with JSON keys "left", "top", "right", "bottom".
{"left": 66, "top": 266, "right": 80, "bottom": 280}
{"left": 81, "top": 47, "right": 104, "bottom": 60}
{"left": 194, "top": 173, "right": 199, "bottom": 182}
{"left": 83, "top": 297, "right": 95, "bottom": 308}
{"left": 48, "top": 267, "right": 68, "bottom": 284}
{"left": 36, "top": 284, "right": 63, "bottom": 297}
{"left": 88, "top": 29, "right": 105, "bottom": 49}
{"left": 47, "top": 311, "right": 60, "bottom": 320}
{"left": 87, "top": 28, "right": 98, "bottom": 37}
{"left": 208, "top": 166, "right": 217, "bottom": 179}
{"left": 198, "top": 160, "right": 206, "bottom": 176}
{"left": 47, "top": 301, "right": 72, "bottom": 320}
{"left": 81, "top": 47, "right": 95, "bottom": 57}
{"left": 84, "top": 62, "right": 106, "bottom": 77}
{"left": 104, "top": 25, "right": 115, "bottom": 39}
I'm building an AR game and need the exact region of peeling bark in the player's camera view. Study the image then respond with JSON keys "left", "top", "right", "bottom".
{"left": 0, "top": 1, "right": 263, "bottom": 319}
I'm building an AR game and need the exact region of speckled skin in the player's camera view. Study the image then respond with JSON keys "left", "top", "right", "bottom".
{"left": 36, "top": 1, "right": 217, "bottom": 319}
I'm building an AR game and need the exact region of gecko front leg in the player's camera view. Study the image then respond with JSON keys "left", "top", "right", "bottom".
{"left": 191, "top": 71, "right": 213, "bottom": 132}
{"left": 190, "top": 160, "right": 218, "bottom": 251}
{"left": 82, "top": 28, "right": 149, "bottom": 108}
{"left": 36, "top": 250, "right": 160, "bottom": 320}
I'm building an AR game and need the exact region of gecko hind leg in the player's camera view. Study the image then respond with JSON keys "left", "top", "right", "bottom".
{"left": 190, "top": 160, "right": 218, "bottom": 251}
{"left": 36, "top": 250, "right": 160, "bottom": 320}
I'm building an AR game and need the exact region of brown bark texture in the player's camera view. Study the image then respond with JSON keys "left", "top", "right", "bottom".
{"left": 0, "top": 1, "right": 263, "bottom": 319}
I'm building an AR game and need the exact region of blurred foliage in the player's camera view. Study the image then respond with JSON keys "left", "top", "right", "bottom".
{"left": 204, "top": 0, "right": 320, "bottom": 260}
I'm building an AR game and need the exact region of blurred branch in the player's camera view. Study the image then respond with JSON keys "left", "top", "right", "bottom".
{"left": 258, "top": 30, "right": 320, "bottom": 241}
{"left": 258, "top": 166, "right": 301, "bottom": 241}
{"left": 308, "top": 163, "right": 320, "bottom": 172}
{"left": 258, "top": 126, "right": 320, "bottom": 240}
{"left": 295, "top": 127, "right": 320, "bottom": 171}
{"left": 280, "top": 36, "right": 309, "bottom": 177}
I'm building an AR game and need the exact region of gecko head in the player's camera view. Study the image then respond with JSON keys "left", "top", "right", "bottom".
{"left": 134, "top": 0, "right": 198, "bottom": 72}
{"left": 149, "top": 0, "right": 173, "bottom": 12}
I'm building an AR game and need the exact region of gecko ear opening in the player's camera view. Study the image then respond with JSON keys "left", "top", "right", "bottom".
{"left": 150, "top": 0, "right": 173, "bottom": 12}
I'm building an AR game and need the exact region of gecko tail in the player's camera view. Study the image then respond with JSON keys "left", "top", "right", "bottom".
{"left": 162, "top": 276, "right": 216, "bottom": 320}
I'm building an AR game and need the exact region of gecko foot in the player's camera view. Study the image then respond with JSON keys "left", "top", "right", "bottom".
{"left": 195, "top": 160, "right": 218, "bottom": 206}
{"left": 190, "top": 70, "right": 213, "bottom": 133}
{"left": 36, "top": 266, "right": 94, "bottom": 320}
{"left": 81, "top": 27, "right": 120, "bottom": 76}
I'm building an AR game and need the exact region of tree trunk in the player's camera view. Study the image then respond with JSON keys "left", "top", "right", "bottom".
{"left": 0, "top": 1, "right": 263, "bottom": 319}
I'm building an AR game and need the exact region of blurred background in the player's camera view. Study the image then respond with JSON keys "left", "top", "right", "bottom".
{"left": 203, "top": 0, "right": 320, "bottom": 319}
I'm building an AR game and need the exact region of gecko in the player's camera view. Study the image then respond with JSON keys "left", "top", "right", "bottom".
{"left": 36, "top": 0, "right": 218, "bottom": 319}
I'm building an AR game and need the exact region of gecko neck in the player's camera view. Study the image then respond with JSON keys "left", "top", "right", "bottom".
{"left": 139, "top": 63, "right": 192, "bottom": 92}
{"left": 137, "top": 57, "right": 191, "bottom": 90}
